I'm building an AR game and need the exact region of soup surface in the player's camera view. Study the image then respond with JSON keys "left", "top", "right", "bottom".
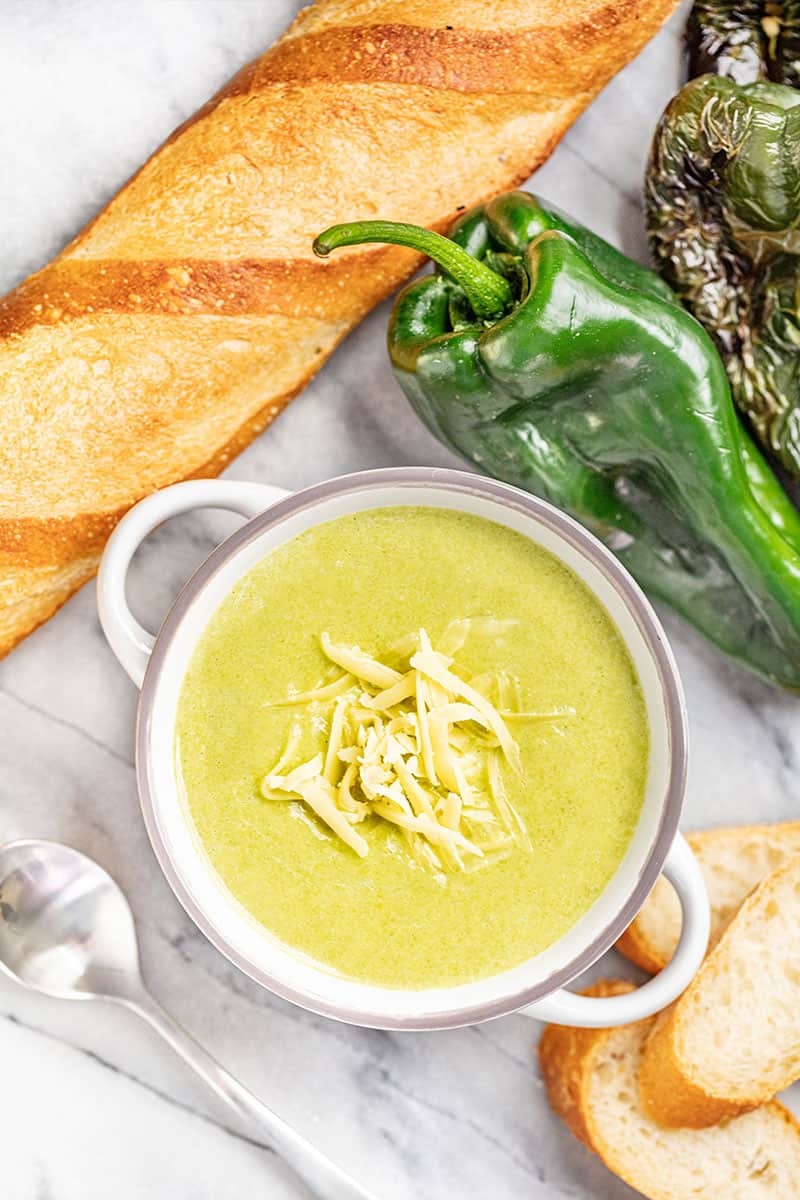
{"left": 176, "top": 506, "right": 648, "bottom": 988}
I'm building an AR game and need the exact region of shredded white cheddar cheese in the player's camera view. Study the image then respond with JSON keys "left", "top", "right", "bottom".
{"left": 261, "top": 624, "right": 574, "bottom": 875}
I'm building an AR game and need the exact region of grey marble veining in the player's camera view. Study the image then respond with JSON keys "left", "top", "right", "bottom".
{"left": 1, "top": 3, "right": 798, "bottom": 1199}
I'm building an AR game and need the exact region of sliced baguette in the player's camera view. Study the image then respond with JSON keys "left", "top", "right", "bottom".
{"left": 539, "top": 980, "right": 800, "bottom": 1199}
{"left": 639, "top": 851, "right": 800, "bottom": 1128}
{"left": 616, "top": 822, "right": 800, "bottom": 974}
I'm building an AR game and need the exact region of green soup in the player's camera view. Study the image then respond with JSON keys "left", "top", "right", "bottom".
{"left": 176, "top": 507, "right": 648, "bottom": 989}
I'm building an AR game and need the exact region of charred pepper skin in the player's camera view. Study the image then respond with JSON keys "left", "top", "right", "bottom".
{"left": 314, "top": 191, "right": 800, "bottom": 688}
{"left": 647, "top": 74, "right": 800, "bottom": 478}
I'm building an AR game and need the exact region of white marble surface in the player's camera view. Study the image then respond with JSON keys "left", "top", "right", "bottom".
{"left": 1, "top": 3, "right": 799, "bottom": 1198}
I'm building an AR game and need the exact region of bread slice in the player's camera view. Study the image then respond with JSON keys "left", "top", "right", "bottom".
{"left": 539, "top": 980, "right": 800, "bottom": 1198}
{"left": 639, "top": 851, "right": 800, "bottom": 1128}
{"left": 616, "top": 822, "right": 800, "bottom": 974}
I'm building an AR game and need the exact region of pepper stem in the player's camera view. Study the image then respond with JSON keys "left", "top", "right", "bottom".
{"left": 313, "top": 220, "right": 513, "bottom": 321}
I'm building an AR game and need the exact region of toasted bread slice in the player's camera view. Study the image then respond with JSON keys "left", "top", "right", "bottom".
{"left": 539, "top": 980, "right": 800, "bottom": 1198}
{"left": 639, "top": 851, "right": 800, "bottom": 1128}
{"left": 617, "top": 822, "right": 800, "bottom": 974}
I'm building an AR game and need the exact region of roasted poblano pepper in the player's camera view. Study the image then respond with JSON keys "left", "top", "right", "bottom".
{"left": 647, "top": 74, "right": 800, "bottom": 478}
{"left": 314, "top": 191, "right": 800, "bottom": 687}
{"left": 686, "top": 0, "right": 800, "bottom": 86}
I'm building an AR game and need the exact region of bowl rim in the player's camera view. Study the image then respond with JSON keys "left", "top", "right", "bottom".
{"left": 135, "top": 466, "right": 688, "bottom": 1030}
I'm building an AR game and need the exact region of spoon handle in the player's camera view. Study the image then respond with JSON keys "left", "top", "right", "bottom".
{"left": 126, "top": 990, "right": 377, "bottom": 1200}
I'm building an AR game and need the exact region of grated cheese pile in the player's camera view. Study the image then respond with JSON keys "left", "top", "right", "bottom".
{"left": 261, "top": 620, "right": 573, "bottom": 879}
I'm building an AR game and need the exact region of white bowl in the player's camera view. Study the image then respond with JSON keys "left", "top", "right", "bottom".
{"left": 98, "top": 467, "right": 709, "bottom": 1030}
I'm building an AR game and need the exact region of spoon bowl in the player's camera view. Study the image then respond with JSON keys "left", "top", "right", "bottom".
{"left": 0, "top": 839, "right": 141, "bottom": 1002}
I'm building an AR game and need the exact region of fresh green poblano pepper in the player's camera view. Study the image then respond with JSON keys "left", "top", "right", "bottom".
{"left": 647, "top": 73, "right": 800, "bottom": 478}
{"left": 314, "top": 191, "right": 800, "bottom": 688}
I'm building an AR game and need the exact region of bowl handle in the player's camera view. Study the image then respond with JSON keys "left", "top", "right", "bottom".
{"left": 520, "top": 832, "right": 709, "bottom": 1027}
{"left": 97, "top": 479, "right": 289, "bottom": 687}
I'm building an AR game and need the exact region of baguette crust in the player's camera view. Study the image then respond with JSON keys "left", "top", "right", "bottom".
{"left": 615, "top": 924, "right": 668, "bottom": 976}
{"left": 540, "top": 980, "right": 800, "bottom": 1199}
{"left": 538, "top": 979, "right": 635, "bottom": 1148}
{"left": 640, "top": 1009, "right": 747, "bottom": 1128}
{"left": 639, "top": 851, "right": 800, "bottom": 1129}
{"left": 0, "top": 0, "right": 679, "bottom": 657}
{"left": 616, "top": 822, "right": 800, "bottom": 973}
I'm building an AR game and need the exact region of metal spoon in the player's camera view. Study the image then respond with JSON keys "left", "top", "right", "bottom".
{"left": 0, "top": 839, "right": 376, "bottom": 1200}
